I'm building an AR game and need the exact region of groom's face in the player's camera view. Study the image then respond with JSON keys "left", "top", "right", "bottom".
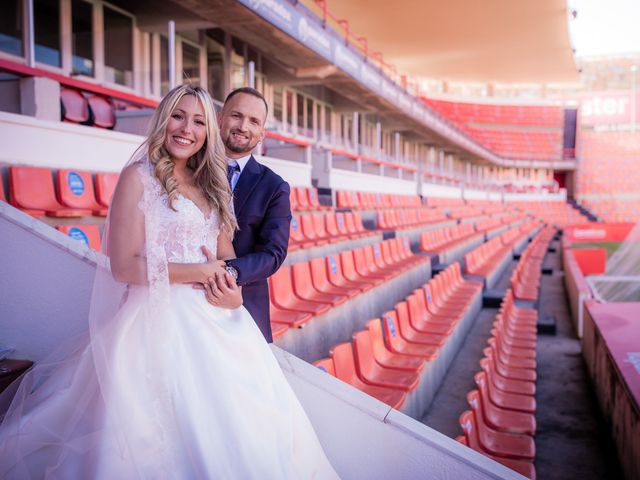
{"left": 219, "top": 93, "right": 267, "bottom": 159}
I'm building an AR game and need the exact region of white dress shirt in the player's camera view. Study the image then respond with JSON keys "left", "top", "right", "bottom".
{"left": 228, "top": 154, "right": 251, "bottom": 191}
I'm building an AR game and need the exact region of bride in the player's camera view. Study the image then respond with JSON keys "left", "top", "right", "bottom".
{"left": 0, "top": 84, "right": 339, "bottom": 479}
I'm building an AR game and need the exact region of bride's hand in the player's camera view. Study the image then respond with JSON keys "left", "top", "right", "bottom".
{"left": 203, "top": 272, "right": 243, "bottom": 309}
{"left": 199, "top": 245, "right": 226, "bottom": 282}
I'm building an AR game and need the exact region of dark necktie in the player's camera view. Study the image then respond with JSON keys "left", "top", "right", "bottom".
{"left": 227, "top": 163, "right": 239, "bottom": 187}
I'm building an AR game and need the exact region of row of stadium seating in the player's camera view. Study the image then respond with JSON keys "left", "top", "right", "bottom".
{"left": 512, "top": 201, "right": 588, "bottom": 226}
{"left": 336, "top": 190, "right": 422, "bottom": 210}
{"left": 269, "top": 238, "right": 428, "bottom": 338}
{"left": 579, "top": 198, "right": 640, "bottom": 222}
{"left": 4, "top": 166, "right": 118, "bottom": 217}
{"left": 60, "top": 87, "right": 117, "bottom": 129}
{"left": 511, "top": 227, "right": 556, "bottom": 302}
{"left": 456, "top": 287, "right": 540, "bottom": 479}
{"left": 423, "top": 98, "right": 563, "bottom": 127}
{"left": 313, "top": 262, "right": 482, "bottom": 411}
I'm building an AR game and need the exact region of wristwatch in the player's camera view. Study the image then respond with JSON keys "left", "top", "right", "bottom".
{"left": 224, "top": 262, "right": 239, "bottom": 281}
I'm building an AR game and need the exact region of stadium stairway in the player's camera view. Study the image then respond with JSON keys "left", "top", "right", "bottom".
{"left": 567, "top": 198, "right": 599, "bottom": 222}
{"left": 0, "top": 200, "right": 526, "bottom": 479}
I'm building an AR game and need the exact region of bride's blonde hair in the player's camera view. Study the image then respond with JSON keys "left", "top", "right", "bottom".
{"left": 144, "top": 84, "right": 237, "bottom": 233}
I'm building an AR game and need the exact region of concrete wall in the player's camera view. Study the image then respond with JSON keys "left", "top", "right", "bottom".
{"left": 0, "top": 201, "right": 522, "bottom": 479}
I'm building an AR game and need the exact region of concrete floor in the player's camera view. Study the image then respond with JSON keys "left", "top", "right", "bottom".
{"left": 420, "top": 240, "right": 624, "bottom": 479}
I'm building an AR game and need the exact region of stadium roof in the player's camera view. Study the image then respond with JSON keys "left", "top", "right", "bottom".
{"left": 303, "top": 0, "right": 580, "bottom": 84}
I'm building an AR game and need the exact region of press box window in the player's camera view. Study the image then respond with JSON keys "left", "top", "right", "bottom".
{"left": 0, "top": 0, "right": 23, "bottom": 57}
{"left": 71, "top": 0, "right": 94, "bottom": 76}
{"left": 35, "top": 0, "right": 61, "bottom": 67}
{"left": 104, "top": 5, "right": 133, "bottom": 87}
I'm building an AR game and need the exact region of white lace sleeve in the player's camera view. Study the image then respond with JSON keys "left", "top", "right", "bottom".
{"left": 137, "top": 162, "right": 170, "bottom": 314}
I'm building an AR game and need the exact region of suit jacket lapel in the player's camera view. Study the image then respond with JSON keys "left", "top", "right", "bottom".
{"left": 233, "top": 155, "right": 262, "bottom": 215}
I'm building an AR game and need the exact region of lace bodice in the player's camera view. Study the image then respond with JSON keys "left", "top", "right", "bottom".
{"left": 156, "top": 194, "right": 220, "bottom": 263}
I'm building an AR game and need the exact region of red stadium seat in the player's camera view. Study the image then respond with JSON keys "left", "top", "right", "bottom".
{"left": 9, "top": 166, "right": 90, "bottom": 217}
{"left": 325, "top": 254, "right": 368, "bottom": 294}
{"left": 459, "top": 411, "right": 537, "bottom": 478}
{"left": 324, "top": 213, "right": 349, "bottom": 242}
{"left": 480, "top": 357, "right": 535, "bottom": 397}
{"left": 270, "top": 321, "right": 290, "bottom": 339}
{"left": 87, "top": 95, "right": 116, "bottom": 129}
{"left": 60, "top": 88, "right": 90, "bottom": 124}
{"left": 394, "top": 302, "right": 446, "bottom": 348}
{"left": 94, "top": 172, "right": 119, "bottom": 208}
{"left": 378, "top": 315, "right": 438, "bottom": 360}
{"left": 313, "top": 357, "right": 336, "bottom": 376}
{"left": 291, "top": 261, "right": 348, "bottom": 306}
{"left": 475, "top": 371, "right": 535, "bottom": 414}
{"left": 270, "top": 303, "right": 312, "bottom": 328}
{"left": 353, "top": 328, "right": 425, "bottom": 373}
{"left": 339, "top": 250, "right": 380, "bottom": 289}
{"left": 469, "top": 383, "right": 536, "bottom": 435}
{"left": 300, "top": 213, "right": 329, "bottom": 246}
{"left": 0, "top": 171, "right": 6, "bottom": 203}
{"left": 269, "top": 266, "right": 331, "bottom": 316}
{"left": 330, "top": 342, "right": 406, "bottom": 409}
{"left": 57, "top": 225, "right": 102, "bottom": 251}
{"left": 308, "top": 257, "right": 359, "bottom": 299}
{"left": 459, "top": 408, "right": 535, "bottom": 461}
{"left": 289, "top": 189, "right": 300, "bottom": 211}
{"left": 351, "top": 330, "right": 420, "bottom": 391}
{"left": 56, "top": 169, "right": 108, "bottom": 216}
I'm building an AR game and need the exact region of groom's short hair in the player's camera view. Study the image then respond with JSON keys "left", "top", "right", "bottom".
{"left": 223, "top": 87, "right": 268, "bottom": 117}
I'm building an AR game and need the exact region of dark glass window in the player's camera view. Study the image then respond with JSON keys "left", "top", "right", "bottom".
{"left": 160, "top": 36, "right": 169, "bottom": 95}
{"left": 71, "top": 0, "right": 93, "bottom": 76}
{"left": 35, "top": 0, "right": 61, "bottom": 67}
{"left": 0, "top": 0, "right": 23, "bottom": 57}
{"left": 182, "top": 42, "right": 200, "bottom": 86}
{"left": 104, "top": 6, "right": 133, "bottom": 86}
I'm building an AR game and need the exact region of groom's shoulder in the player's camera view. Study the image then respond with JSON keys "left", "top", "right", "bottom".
{"left": 252, "top": 157, "right": 289, "bottom": 191}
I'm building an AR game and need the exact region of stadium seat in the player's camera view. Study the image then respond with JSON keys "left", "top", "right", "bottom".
{"left": 56, "top": 169, "right": 108, "bottom": 216}
{"left": 300, "top": 213, "right": 329, "bottom": 246}
{"left": 459, "top": 408, "right": 535, "bottom": 461}
{"left": 396, "top": 299, "right": 448, "bottom": 347}
{"left": 270, "top": 303, "right": 312, "bottom": 328}
{"left": 94, "top": 172, "right": 119, "bottom": 208}
{"left": 459, "top": 411, "right": 537, "bottom": 479}
{"left": 378, "top": 314, "right": 438, "bottom": 360}
{"left": 57, "top": 225, "right": 102, "bottom": 251}
{"left": 351, "top": 330, "right": 420, "bottom": 391}
{"left": 270, "top": 321, "right": 289, "bottom": 339}
{"left": 289, "top": 214, "right": 315, "bottom": 250}
{"left": 269, "top": 266, "right": 331, "bottom": 316}
{"left": 353, "top": 328, "right": 425, "bottom": 373}
{"left": 324, "top": 213, "right": 349, "bottom": 242}
{"left": 9, "top": 166, "right": 91, "bottom": 217}
{"left": 313, "top": 357, "right": 336, "bottom": 375}
{"left": 330, "top": 342, "right": 406, "bottom": 409}
{"left": 468, "top": 387, "right": 536, "bottom": 436}
{"left": 291, "top": 261, "right": 348, "bottom": 306}
{"left": 307, "top": 187, "right": 330, "bottom": 211}
{"left": 339, "top": 250, "right": 381, "bottom": 289}
{"left": 480, "top": 357, "right": 535, "bottom": 396}
{"left": 475, "top": 371, "right": 535, "bottom": 414}
{"left": 60, "top": 87, "right": 91, "bottom": 124}
{"left": 309, "top": 257, "right": 360, "bottom": 298}
{"left": 0, "top": 171, "right": 6, "bottom": 203}
{"left": 87, "top": 95, "right": 116, "bottom": 129}
{"left": 483, "top": 346, "right": 536, "bottom": 383}
{"left": 405, "top": 293, "right": 456, "bottom": 336}
{"left": 327, "top": 253, "right": 371, "bottom": 292}
{"left": 294, "top": 187, "right": 312, "bottom": 211}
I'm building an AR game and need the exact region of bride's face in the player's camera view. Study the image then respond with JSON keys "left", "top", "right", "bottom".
{"left": 164, "top": 95, "right": 207, "bottom": 162}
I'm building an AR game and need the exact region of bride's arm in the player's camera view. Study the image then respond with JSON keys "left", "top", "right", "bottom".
{"left": 199, "top": 229, "right": 243, "bottom": 308}
{"left": 109, "top": 165, "right": 226, "bottom": 285}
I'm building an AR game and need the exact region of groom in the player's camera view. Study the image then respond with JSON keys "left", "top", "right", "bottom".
{"left": 206, "top": 87, "right": 291, "bottom": 343}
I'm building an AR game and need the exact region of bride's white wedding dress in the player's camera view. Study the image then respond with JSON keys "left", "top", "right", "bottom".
{"left": 0, "top": 164, "right": 338, "bottom": 479}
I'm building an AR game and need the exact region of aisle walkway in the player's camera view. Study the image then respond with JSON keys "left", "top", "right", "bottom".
{"left": 420, "top": 240, "right": 622, "bottom": 479}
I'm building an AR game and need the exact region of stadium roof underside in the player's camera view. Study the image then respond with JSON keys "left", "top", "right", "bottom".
{"left": 108, "top": 0, "right": 578, "bottom": 169}
{"left": 303, "top": 0, "right": 580, "bottom": 85}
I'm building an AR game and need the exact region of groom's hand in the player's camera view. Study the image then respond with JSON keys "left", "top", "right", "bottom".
{"left": 202, "top": 272, "right": 243, "bottom": 309}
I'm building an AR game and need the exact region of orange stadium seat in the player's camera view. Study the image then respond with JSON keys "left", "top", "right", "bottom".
{"left": 291, "top": 261, "right": 348, "bottom": 307}
{"left": 374, "top": 316, "right": 438, "bottom": 361}
{"left": 313, "top": 357, "right": 336, "bottom": 376}
{"left": 330, "top": 342, "right": 406, "bottom": 409}
{"left": 468, "top": 386, "right": 535, "bottom": 436}
{"left": 325, "top": 253, "right": 369, "bottom": 293}
{"left": 339, "top": 250, "right": 381, "bottom": 289}
{"left": 480, "top": 357, "right": 535, "bottom": 396}
{"left": 308, "top": 257, "right": 359, "bottom": 299}
{"left": 351, "top": 330, "right": 420, "bottom": 391}
{"left": 94, "top": 172, "right": 119, "bottom": 208}
{"left": 269, "top": 266, "right": 331, "bottom": 316}
{"left": 9, "top": 166, "right": 91, "bottom": 217}
{"left": 56, "top": 169, "right": 108, "bottom": 216}
{"left": 0, "top": 171, "right": 6, "bottom": 203}
{"left": 353, "top": 328, "right": 425, "bottom": 373}
{"left": 57, "top": 225, "right": 102, "bottom": 251}
{"left": 459, "top": 411, "right": 536, "bottom": 479}
{"left": 270, "top": 303, "right": 312, "bottom": 328}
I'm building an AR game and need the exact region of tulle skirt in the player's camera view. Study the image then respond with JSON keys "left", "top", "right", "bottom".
{"left": 0, "top": 285, "right": 338, "bottom": 479}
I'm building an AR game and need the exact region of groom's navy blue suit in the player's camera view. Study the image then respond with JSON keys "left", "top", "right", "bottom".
{"left": 226, "top": 155, "right": 291, "bottom": 343}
